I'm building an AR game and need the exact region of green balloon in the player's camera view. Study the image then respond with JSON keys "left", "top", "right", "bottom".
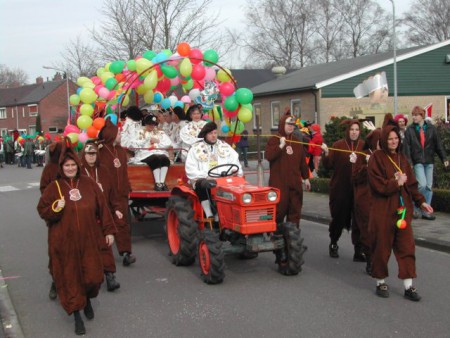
{"left": 182, "top": 79, "right": 194, "bottom": 90}
{"left": 230, "top": 120, "right": 245, "bottom": 134}
{"left": 203, "top": 49, "right": 219, "bottom": 67}
{"left": 241, "top": 103, "right": 253, "bottom": 112}
{"left": 143, "top": 50, "right": 156, "bottom": 61}
{"left": 224, "top": 95, "right": 239, "bottom": 111}
{"left": 161, "top": 65, "right": 178, "bottom": 79}
{"left": 110, "top": 60, "right": 125, "bottom": 74}
{"left": 127, "top": 60, "right": 136, "bottom": 71}
{"left": 105, "top": 78, "right": 118, "bottom": 90}
{"left": 235, "top": 88, "right": 253, "bottom": 104}
{"left": 162, "top": 49, "right": 173, "bottom": 57}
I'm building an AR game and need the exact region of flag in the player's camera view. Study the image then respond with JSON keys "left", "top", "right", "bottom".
{"left": 425, "top": 103, "right": 432, "bottom": 118}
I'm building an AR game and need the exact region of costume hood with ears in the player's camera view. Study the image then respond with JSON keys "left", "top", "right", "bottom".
{"left": 198, "top": 122, "right": 217, "bottom": 139}
{"left": 48, "top": 141, "right": 64, "bottom": 164}
{"left": 278, "top": 114, "right": 296, "bottom": 137}
{"left": 364, "top": 129, "right": 381, "bottom": 151}
{"left": 98, "top": 119, "right": 119, "bottom": 144}
{"left": 340, "top": 119, "right": 361, "bottom": 142}
{"left": 125, "top": 106, "right": 143, "bottom": 122}
{"left": 80, "top": 141, "right": 99, "bottom": 168}
{"left": 379, "top": 115, "right": 401, "bottom": 153}
{"left": 57, "top": 137, "right": 82, "bottom": 179}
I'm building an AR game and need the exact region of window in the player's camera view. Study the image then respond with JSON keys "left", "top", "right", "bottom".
{"left": 253, "top": 103, "right": 262, "bottom": 130}
{"left": 28, "top": 104, "right": 38, "bottom": 117}
{"left": 1, "top": 128, "right": 7, "bottom": 137}
{"left": 29, "top": 125, "right": 36, "bottom": 135}
{"left": 48, "top": 126, "right": 58, "bottom": 133}
{"left": 291, "top": 99, "right": 301, "bottom": 118}
{"left": 0, "top": 108, "right": 6, "bottom": 119}
{"left": 271, "top": 101, "right": 281, "bottom": 129}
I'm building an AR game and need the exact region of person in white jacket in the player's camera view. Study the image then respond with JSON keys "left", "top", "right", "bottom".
{"left": 120, "top": 106, "right": 144, "bottom": 148}
{"left": 179, "top": 104, "right": 207, "bottom": 162}
{"left": 129, "top": 113, "right": 173, "bottom": 191}
{"left": 185, "top": 122, "right": 243, "bottom": 218}
{"left": 169, "top": 107, "right": 188, "bottom": 162}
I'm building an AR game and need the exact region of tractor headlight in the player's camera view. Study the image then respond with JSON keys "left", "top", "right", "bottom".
{"left": 267, "top": 191, "right": 278, "bottom": 202}
{"left": 242, "top": 193, "right": 252, "bottom": 204}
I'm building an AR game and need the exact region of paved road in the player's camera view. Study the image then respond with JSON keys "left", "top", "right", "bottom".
{"left": 1, "top": 166, "right": 450, "bottom": 337}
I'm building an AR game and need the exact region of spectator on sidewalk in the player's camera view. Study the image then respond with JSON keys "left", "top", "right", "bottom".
{"left": 367, "top": 116, "right": 433, "bottom": 301}
{"left": 5, "top": 136, "right": 15, "bottom": 164}
{"left": 265, "top": 114, "right": 311, "bottom": 227}
{"left": 0, "top": 136, "right": 4, "bottom": 168}
{"left": 394, "top": 114, "right": 408, "bottom": 142}
{"left": 23, "top": 136, "right": 34, "bottom": 169}
{"left": 403, "top": 106, "right": 448, "bottom": 221}
{"left": 321, "top": 119, "right": 365, "bottom": 261}
{"left": 236, "top": 129, "right": 249, "bottom": 168}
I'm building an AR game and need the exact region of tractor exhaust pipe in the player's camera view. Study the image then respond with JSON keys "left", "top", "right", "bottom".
{"left": 256, "top": 114, "right": 265, "bottom": 187}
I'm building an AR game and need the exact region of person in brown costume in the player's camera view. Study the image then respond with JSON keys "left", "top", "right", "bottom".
{"left": 321, "top": 119, "right": 365, "bottom": 260}
{"left": 352, "top": 127, "right": 382, "bottom": 275}
{"left": 265, "top": 114, "right": 311, "bottom": 226}
{"left": 80, "top": 141, "right": 121, "bottom": 292}
{"left": 39, "top": 140, "right": 67, "bottom": 301}
{"left": 37, "top": 145, "right": 117, "bottom": 335}
{"left": 97, "top": 119, "right": 136, "bottom": 266}
{"left": 367, "top": 119, "right": 433, "bottom": 301}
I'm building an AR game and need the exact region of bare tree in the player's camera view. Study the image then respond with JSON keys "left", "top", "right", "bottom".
{"left": 53, "top": 35, "right": 102, "bottom": 79}
{"left": 293, "top": 0, "right": 318, "bottom": 67}
{"left": 0, "top": 64, "right": 29, "bottom": 88}
{"left": 334, "top": 0, "right": 389, "bottom": 58}
{"left": 401, "top": 0, "right": 450, "bottom": 45}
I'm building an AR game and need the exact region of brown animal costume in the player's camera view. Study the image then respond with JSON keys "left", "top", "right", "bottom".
{"left": 322, "top": 119, "right": 364, "bottom": 258}
{"left": 80, "top": 142, "right": 121, "bottom": 291}
{"left": 368, "top": 123, "right": 425, "bottom": 292}
{"left": 37, "top": 145, "right": 116, "bottom": 334}
{"left": 98, "top": 119, "right": 135, "bottom": 265}
{"left": 40, "top": 141, "right": 64, "bottom": 194}
{"left": 265, "top": 114, "right": 310, "bottom": 226}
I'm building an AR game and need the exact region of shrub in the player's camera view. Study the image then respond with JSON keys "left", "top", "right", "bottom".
{"left": 431, "top": 189, "right": 450, "bottom": 213}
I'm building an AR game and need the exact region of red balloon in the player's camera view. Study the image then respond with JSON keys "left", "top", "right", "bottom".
{"left": 177, "top": 42, "right": 191, "bottom": 57}
{"left": 219, "top": 82, "right": 235, "bottom": 96}
{"left": 232, "top": 135, "right": 241, "bottom": 143}
{"left": 156, "top": 77, "right": 171, "bottom": 93}
{"left": 115, "top": 73, "right": 125, "bottom": 82}
{"left": 189, "top": 49, "right": 203, "bottom": 64}
{"left": 155, "top": 65, "right": 163, "bottom": 78}
{"left": 191, "top": 64, "right": 206, "bottom": 81}
{"left": 193, "top": 79, "right": 204, "bottom": 90}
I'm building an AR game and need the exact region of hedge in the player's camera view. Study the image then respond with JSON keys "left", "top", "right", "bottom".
{"left": 309, "top": 178, "right": 450, "bottom": 213}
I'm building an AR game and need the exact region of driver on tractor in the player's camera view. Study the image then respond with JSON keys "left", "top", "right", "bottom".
{"left": 185, "top": 122, "right": 243, "bottom": 220}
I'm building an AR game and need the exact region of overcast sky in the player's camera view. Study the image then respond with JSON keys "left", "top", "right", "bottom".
{"left": 0, "top": 0, "right": 413, "bottom": 84}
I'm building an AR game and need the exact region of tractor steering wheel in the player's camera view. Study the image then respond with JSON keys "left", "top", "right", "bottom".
{"left": 208, "top": 164, "right": 239, "bottom": 178}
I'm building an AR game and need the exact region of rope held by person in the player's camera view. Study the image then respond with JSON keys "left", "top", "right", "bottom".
{"left": 51, "top": 180, "right": 65, "bottom": 213}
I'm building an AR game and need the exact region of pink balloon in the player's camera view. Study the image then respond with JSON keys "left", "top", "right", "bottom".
{"left": 99, "top": 87, "right": 110, "bottom": 99}
{"left": 91, "top": 76, "right": 102, "bottom": 85}
{"left": 107, "top": 90, "right": 116, "bottom": 100}
{"left": 181, "top": 95, "right": 191, "bottom": 103}
{"left": 189, "top": 49, "right": 203, "bottom": 64}
{"left": 94, "top": 85, "right": 102, "bottom": 94}
{"left": 64, "top": 124, "right": 80, "bottom": 136}
{"left": 170, "top": 77, "right": 180, "bottom": 86}
{"left": 78, "top": 132, "right": 88, "bottom": 143}
{"left": 219, "top": 82, "right": 235, "bottom": 96}
{"left": 191, "top": 64, "right": 206, "bottom": 81}
{"left": 204, "top": 67, "right": 216, "bottom": 81}
{"left": 167, "top": 59, "right": 179, "bottom": 67}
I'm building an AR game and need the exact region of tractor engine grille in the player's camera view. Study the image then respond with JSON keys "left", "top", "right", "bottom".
{"left": 244, "top": 207, "right": 275, "bottom": 223}
{"left": 253, "top": 192, "right": 268, "bottom": 203}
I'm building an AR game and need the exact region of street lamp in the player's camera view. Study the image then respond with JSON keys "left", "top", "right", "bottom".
{"left": 43, "top": 66, "right": 71, "bottom": 123}
{"left": 388, "top": 0, "right": 398, "bottom": 115}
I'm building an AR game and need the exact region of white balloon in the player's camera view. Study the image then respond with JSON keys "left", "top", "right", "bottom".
{"left": 169, "top": 95, "right": 178, "bottom": 106}
{"left": 189, "top": 89, "right": 201, "bottom": 101}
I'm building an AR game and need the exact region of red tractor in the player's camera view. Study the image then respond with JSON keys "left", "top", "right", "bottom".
{"left": 165, "top": 164, "right": 306, "bottom": 284}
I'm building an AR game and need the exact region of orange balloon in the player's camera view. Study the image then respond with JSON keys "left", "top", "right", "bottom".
{"left": 93, "top": 117, "right": 106, "bottom": 130}
{"left": 115, "top": 73, "right": 126, "bottom": 82}
{"left": 87, "top": 126, "right": 99, "bottom": 138}
{"left": 177, "top": 42, "right": 191, "bottom": 57}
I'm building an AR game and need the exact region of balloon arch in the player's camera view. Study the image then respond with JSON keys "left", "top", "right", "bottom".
{"left": 65, "top": 42, "right": 254, "bottom": 150}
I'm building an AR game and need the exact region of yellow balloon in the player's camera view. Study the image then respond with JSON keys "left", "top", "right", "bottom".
{"left": 77, "top": 76, "right": 91, "bottom": 86}
{"left": 237, "top": 107, "right": 252, "bottom": 123}
{"left": 143, "top": 90, "right": 154, "bottom": 103}
{"left": 81, "top": 81, "right": 95, "bottom": 89}
{"left": 217, "top": 68, "right": 233, "bottom": 82}
{"left": 100, "top": 72, "right": 114, "bottom": 84}
{"left": 80, "top": 104, "right": 94, "bottom": 116}
{"left": 104, "top": 62, "right": 111, "bottom": 72}
{"left": 67, "top": 132, "right": 79, "bottom": 144}
{"left": 179, "top": 58, "right": 192, "bottom": 77}
{"left": 144, "top": 70, "right": 158, "bottom": 89}
{"left": 96, "top": 67, "right": 105, "bottom": 77}
{"left": 79, "top": 88, "right": 97, "bottom": 104}
{"left": 121, "top": 95, "right": 130, "bottom": 106}
{"left": 136, "top": 58, "right": 153, "bottom": 76}
{"left": 136, "top": 84, "right": 147, "bottom": 95}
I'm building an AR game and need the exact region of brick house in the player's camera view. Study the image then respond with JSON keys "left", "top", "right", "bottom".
{"left": 250, "top": 40, "right": 450, "bottom": 134}
{"left": 0, "top": 76, "right": 76, "bottom": 137}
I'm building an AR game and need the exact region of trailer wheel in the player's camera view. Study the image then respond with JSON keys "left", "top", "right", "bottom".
{"left": 198, "top": 229, "right": 225, "bottom": 284}
{"left": 165, "top": 196, "right": 198, "bottom": 266}
{"left": 275, "top": 222, "right": 305, "bottom": 276}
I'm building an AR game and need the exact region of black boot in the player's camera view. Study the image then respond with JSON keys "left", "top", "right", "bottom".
{"left": 74, "top": 311, "right": 86, "bottom": 335}
{"left": 105, "top": 272, "right": 121, "bottom": 292}
{"left": 83, "top": 298, "right": 94, "bottom": 320}
{"left": 353, "top": 245, "right": 366, "bottom": 262}
{"left": 123, "top": 252, "right": 136, "bottom": 266}
{"left": 49, "top": 282, "right": 57, "bottom": 300}
{"left": 329, "top": 243, "right": 339, "bottom": 258}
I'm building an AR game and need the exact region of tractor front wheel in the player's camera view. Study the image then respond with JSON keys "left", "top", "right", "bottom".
{"left": 276, "top": 222, "right": 305, "bottom": 276}
{"left": 198, "top": 229, "right": 225, "bottom": 284}
{"left": 165, "top": 196, "right": 198, "bottom": 266}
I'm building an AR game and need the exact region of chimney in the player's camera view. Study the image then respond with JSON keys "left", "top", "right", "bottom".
{"left": 271, "top": 66, "right": 287, "bottom": 77}
{"left": 36, "top": 76, "right": 44, "bottom": 84}
{"left": 53, "top": 72, "right": 62, "bottom": 81}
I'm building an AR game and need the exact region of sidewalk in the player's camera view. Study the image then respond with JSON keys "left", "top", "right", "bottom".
{"left": 243, "top": 159, "right": 450, "bottom": 254}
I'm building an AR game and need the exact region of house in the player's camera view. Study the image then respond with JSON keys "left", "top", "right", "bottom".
{"left": 0, "top": 76, "right": 76, "bottom": 137}
{"left": 249, "top": 40, "right": 450, "bottom": 133}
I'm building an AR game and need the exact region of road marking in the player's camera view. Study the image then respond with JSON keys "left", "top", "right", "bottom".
{"left": 0, "top": 186, "right": 19, "bottom": 192}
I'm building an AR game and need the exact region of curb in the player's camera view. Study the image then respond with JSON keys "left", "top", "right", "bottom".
{"left": 301, "top": 212, "right": 450, "bottom": 254}
{"left": 0, "top": 268, "right": 24, "bottom": 338}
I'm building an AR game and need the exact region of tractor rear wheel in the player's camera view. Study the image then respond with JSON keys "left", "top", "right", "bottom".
{"left": 198, "top": 229, "right": 225, "bottom": 284}
{"left": 276, "top": 222, "right": 305, "bottom": 276}
{"left": 165, "top": 196, "right": 198, "bottom": 266}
